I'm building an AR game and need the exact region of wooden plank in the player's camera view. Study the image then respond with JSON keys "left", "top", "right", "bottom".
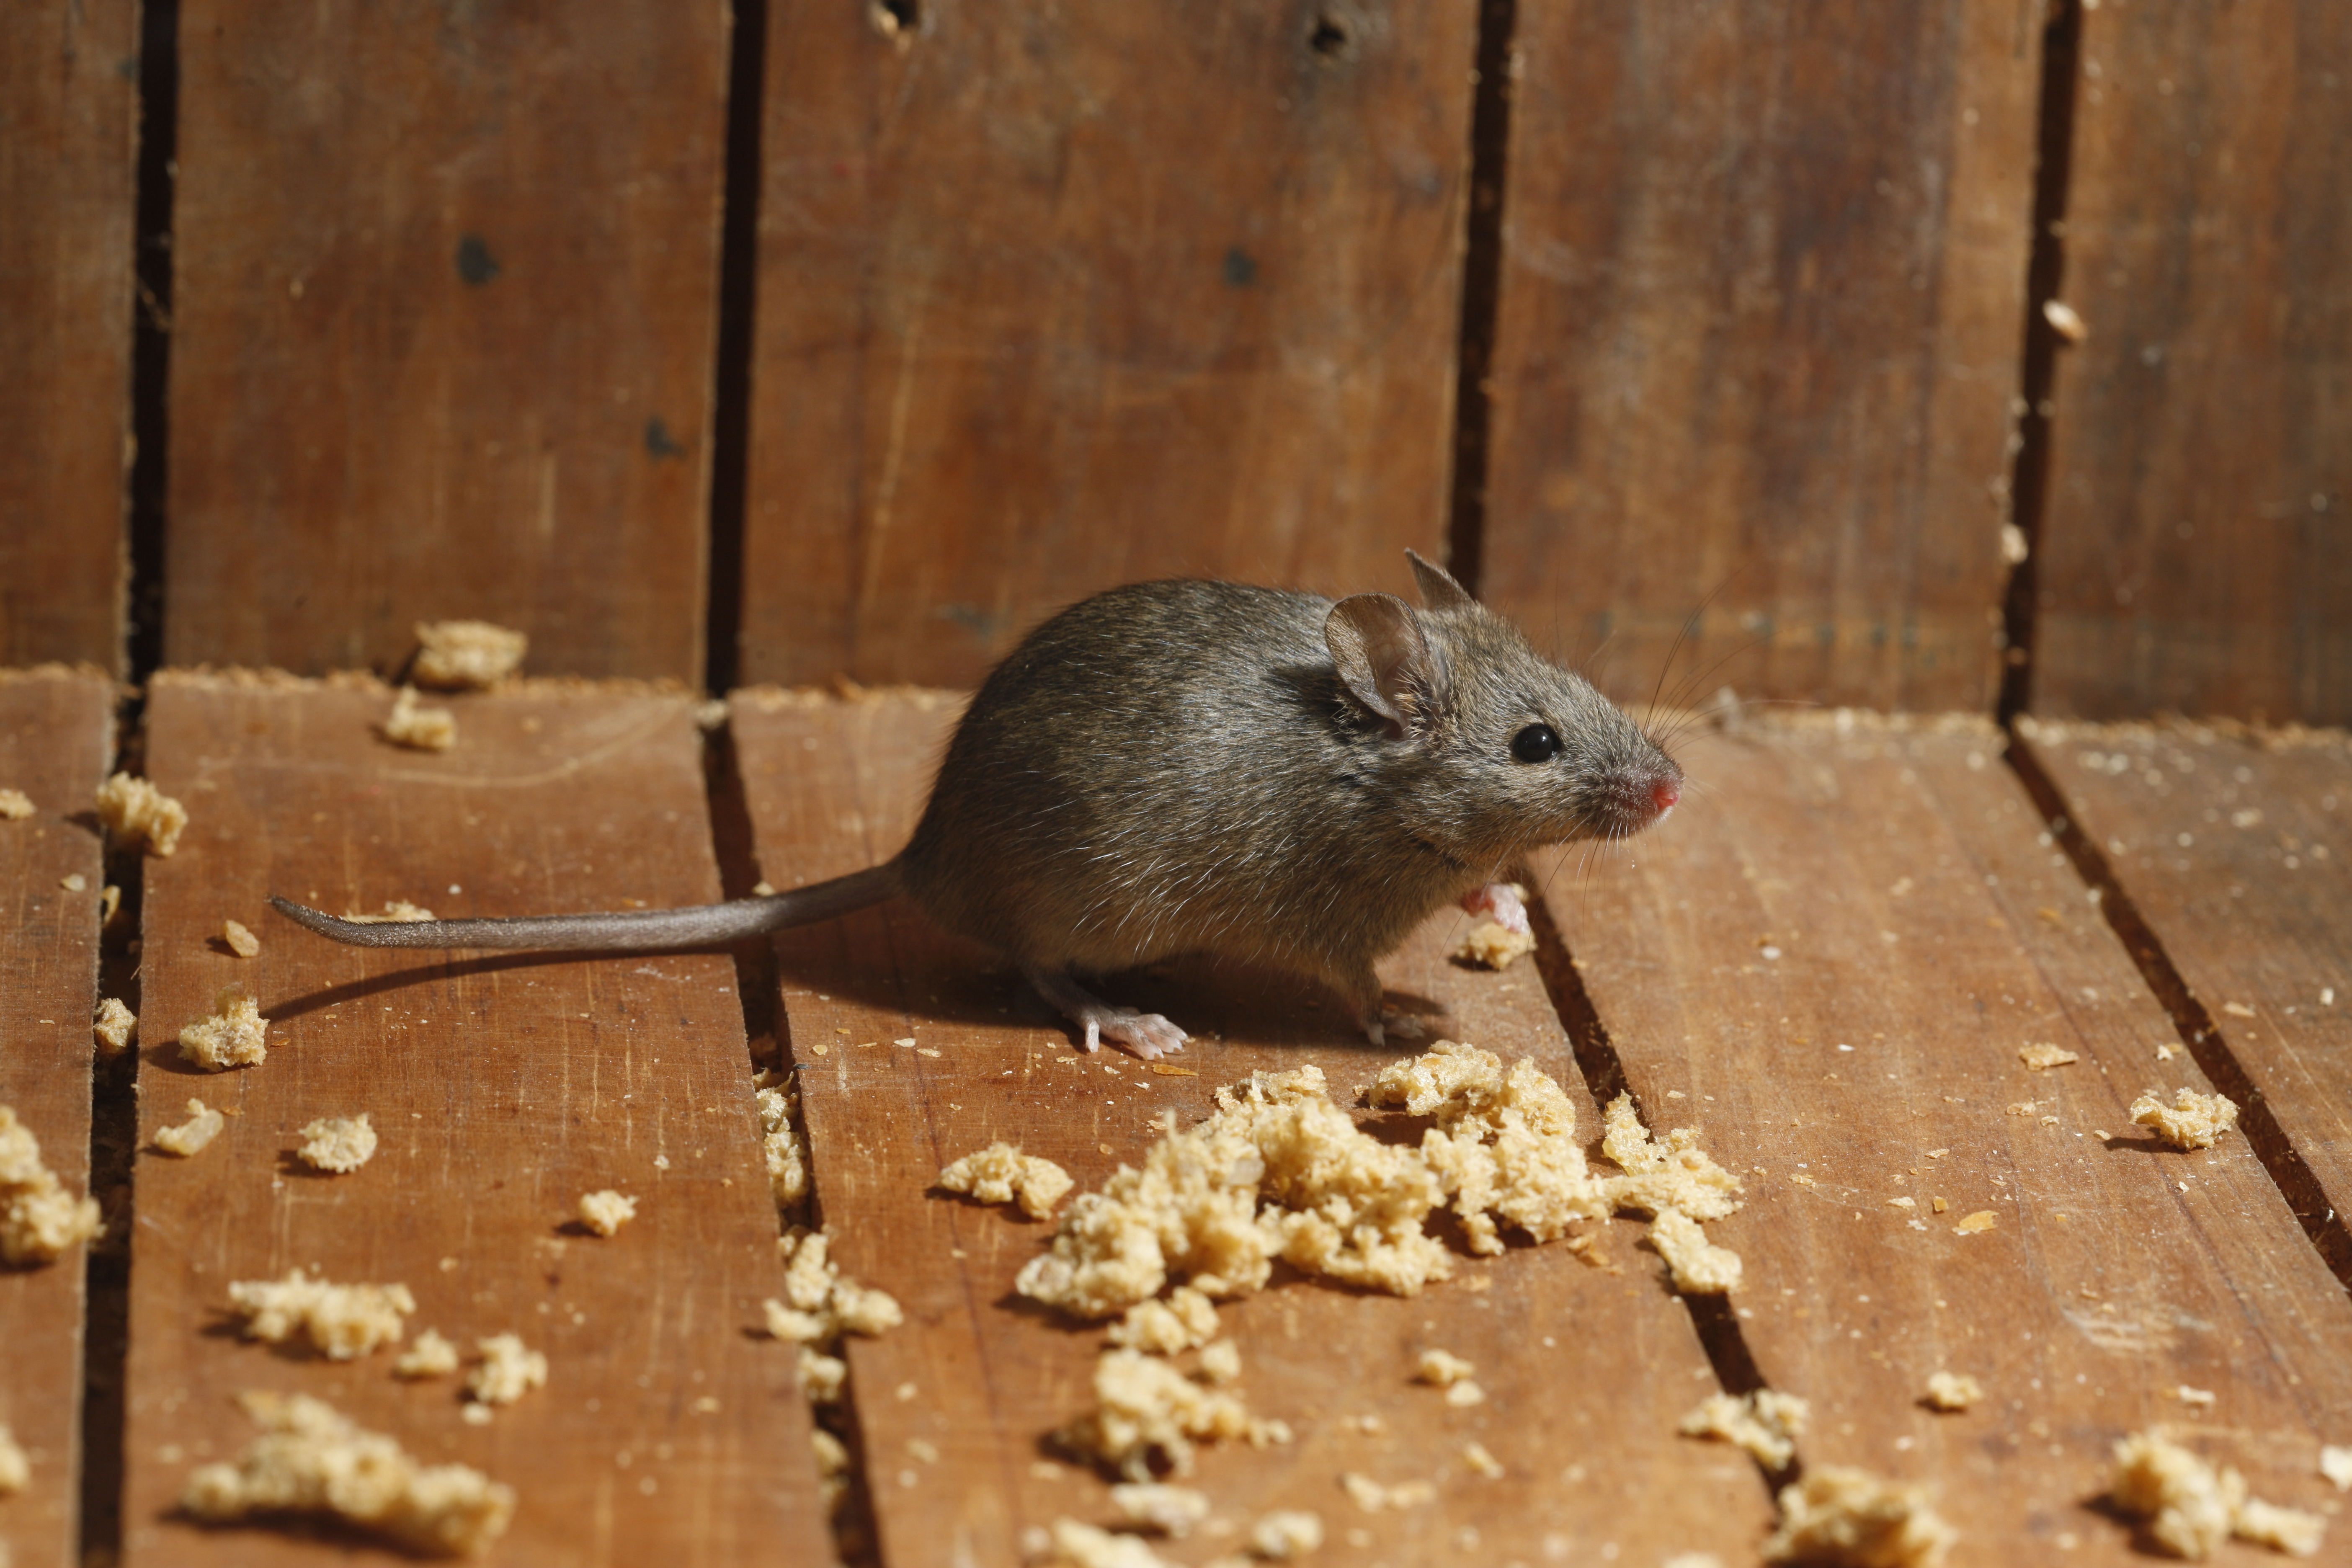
{"left": 119, "top": 675, "right": 832, "bottom": 1565}
{"left": 732, "top": 689, "right": 1774, "bottom": 1568}
{"left": 740, "top": 0, "right": 1478, "bottom": 690}
{"left": 2033, "top": 2, "right": 2352, "bottom": 724}
{"left": 2018, "top": 718, "right": 2352, "bottom": 1233}
{"left": 1480, "top": 0, "right": 2043, "bottom": 712}
{"left": 0, "top": 3, "right": 136, "bottom": 671}
{"left": 0, "top": 670, "right": 115, "bottom": 1568}
{"left": 1543, "top": 717, "right": 2352, "bottom": 1560}
{"left": 160, "top": 4, "right": 731, "bottom": 683}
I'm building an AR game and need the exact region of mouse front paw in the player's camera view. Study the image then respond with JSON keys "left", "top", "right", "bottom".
{"left": 1460, "top": 881, "right": 1530, "bottom": 935}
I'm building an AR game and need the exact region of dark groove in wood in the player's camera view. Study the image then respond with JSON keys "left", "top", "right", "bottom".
{"left": 703, "top": 0, "right": 770, "bottom": 699}
{"left": 125, "top": 0, "right": 179, "bottom": 687}
{"left": 1441, "top": 0, "right": 1516, "bottom": 598}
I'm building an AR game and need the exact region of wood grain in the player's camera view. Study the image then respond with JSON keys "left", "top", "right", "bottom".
{"left": 119, "top": 676, "right": 831, "bottom": 1566}
{"left": 1480, "top": 0, "right": 2043, "bottom": 713}
{"left": 0, "top": 3, "right": 136, "bottom": 672}
{"left": 2032, "top": 2, "right": 2352, "bottom": 724}
{"left": 2020, "top": 719, "right": 2352, "bottom": 1233}
{"left": 739, "top": 0, "right": 1477, "bottom": 691}
{"left": 731, "top": 689, "right": 1774, "bottom": 1568}
{"left": 1542, "top": 718, "right": 2352, "bottom": 1560}
{"left": 160, "top": 4, "right": 730, "bottom": 682}
{"left": 0, "top": 670, "right": 114, "bottom": 1568}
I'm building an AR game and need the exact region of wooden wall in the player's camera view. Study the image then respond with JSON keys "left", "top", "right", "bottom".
{"left": 0, "top": 0, "right": 2344, "bottom": 717}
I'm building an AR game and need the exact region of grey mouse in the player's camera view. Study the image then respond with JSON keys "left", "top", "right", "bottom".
{"left": 273, "top": 551, "right": 1682, "bottom": 1059}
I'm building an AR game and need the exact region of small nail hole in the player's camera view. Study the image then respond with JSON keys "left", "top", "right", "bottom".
{"left": 1310, "top": 14, "right": 1349, "bottom": 56}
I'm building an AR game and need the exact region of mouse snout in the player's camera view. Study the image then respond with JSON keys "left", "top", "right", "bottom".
{"left": 1651, "top": 776, "right": 1681, "bottom": 817}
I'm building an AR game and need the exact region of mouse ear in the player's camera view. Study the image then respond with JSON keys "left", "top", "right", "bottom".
{"left": 1405, "top": 549, "right": 1479, "bottom": 615}
{"left": 1327, "top": 593, "right": 1449, "bottom": 740}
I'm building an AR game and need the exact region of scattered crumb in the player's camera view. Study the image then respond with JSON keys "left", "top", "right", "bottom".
{"left": 2043, "top": 299, "right": 2089, "bottom": 342}
{"left": 2176, "top": 1385, "right": 2217, "bottom": 1409}
{"left": 222, "top": 919, "right": 260, "bottom": 958}
{"left": 0, "top": 788, "right": 32, "bottom": 820}
{"left": 154, "top": 1099, "right": 227, "bottom": 1158}
{"left": 1921, "top": 1372, "right": 1982, "bottom": 1412}
{"left": 2019, "top": 1043, "right": 2079, "bottom": 1071}
{"left": 1462, "top": 1441, "right": 1504, "bottom": 1479}
{"left": 762, "top": 1228, "right": 901, "bottom": 1403}
{"left": 1763, "top": 1466, "right": 1956, "bottom": 1567}
{"left": 936, "top": 1141, "right": 1075, "bottom": 1219}
{"left": 380, "top": 686, "right": 456, "bottom": 751}
{"left": 2322, "top": 1446, "right": 2352, "bottom": 1492}
{"left": 95, "top": 772, "right": 188, "bottom": 856}
{"left": 1341, "top": 1473, "right": 1435, "bottom": 1511}
{"left": 394, "top": 1330, "right": 460, "bottom": 1380}
{"left": 1107, "top": 1287, "right": 1220, "bottom": 1355}
{"left": 340, "top": 901, "right": 437, "bottom": 923}
{"left": 1662, "top": 1557, "right": 1726, "bottom": 1568}
{"left": 1196, "top": 1340, "right": 1241, "bottom": 1385}
{"left": 1649, "top": 1208, "right": 1743, "bottom": 1294}
{"left": 93, "top": 997, "right": 137, "bottom": 1055}
{"left": 1680, "top": 1390, "right": 1810, "bottom": 1470}
{"left": 1035, "top": 1518, "right": 1177, "bottom": 1568}
{"left": 0, "top": 1103, "right": 104, "bottom": 1264}
{"left": 1416, "top": 1348, "right": 1475, "bottom": 1387}
{"left": 1248, "top": 1509, "right": 1325, "bottom": 1559}
{"left": 179, "top": 984, "right": 268, "bottom": 1072}
{"left": 180, "top": 1390, "right": 514, "bottom": 1555}
{"left": 0, "top": 1424, "right": 26, "bottom": 1493}
{"left": 465, "top": 1334, "right": 547, "bottom": 1406}
{"left": 1443, "top": 1380, "right": 1485, "bottom": 1408}
{"left": 1056, "top": 1347, "right": 1287, "bottom": 1481}
{"left": 1453, "top": 921, "right": 1536, "bottom": 970}
{"left": 2133, "top": 1087, "right": 2241, "bottom": 1150}
{"left": 756, "top": 1071, "right": 810, "bottom": 1210}
{"left": 297, "top": 1114, "right": 377, "bottom": 1174}
{"left": 412, "top": 619, "right": 528, "bottom": 690}
{"left": 1952, "top": 1211, "right": 1996, "bottom": 1235}
{"left": 102, "top": 882, "right": 121, "bottom": 922}
{"left": 61, "top": 871, "right": 86, "bottom": 891}
{"left": 1109, "top": 1481, "right": 1211, "bottom": 1536}
{"left": 2111, "top": 1429, "right": 2326, "bottom": 1559}
{"left": 577, "top": 1189, "right": 637, "bottom": 1236}
{"left": 226, "top": 1269, "right": 415, "bottom": 1359}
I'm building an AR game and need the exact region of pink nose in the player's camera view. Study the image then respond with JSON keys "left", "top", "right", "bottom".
{"left": 1652, "top": 778, "right": 1681, "bottom": 815}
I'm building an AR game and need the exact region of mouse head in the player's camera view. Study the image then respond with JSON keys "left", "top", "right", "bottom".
{"left": 1325, "top": 551, "right": 1683, "bottom": 862}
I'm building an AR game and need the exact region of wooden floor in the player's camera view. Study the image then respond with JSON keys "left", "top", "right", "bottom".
{"left": 2, "top": 671, "right": 2347, "bottom": 1566}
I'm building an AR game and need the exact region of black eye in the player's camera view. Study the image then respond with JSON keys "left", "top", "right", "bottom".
{"left": 1511, "top": 723, "right": 1559, "bottom": 763}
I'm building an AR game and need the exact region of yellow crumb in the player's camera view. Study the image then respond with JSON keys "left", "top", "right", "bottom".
{"left": 95, "top": 772, "right": 187, "bottom": 856}
{"left": 154, "top": 1099, "right": 226, "bottom": 1158}
{"left": 93, "top": 997, "right": 137, "bottom": 1055}
{"left": 756, "top": 1073, "right": 810, "bottom": 1210}
{"left": 1462, "top": 1440, "right": 1505, "bottom": 1479}
{"left": 1922, "top": 1372, "right": 1982, "bottom": 1412}
{"left": 1650, "top": 1208, "right": 1743, "bottom": 1293}
{"left": 393, "top": 1329, "right": 460, "bottom": 1380}
{"left": 297, "top": 1114, "right": 377, "bottom": 1173}
{"left": 222, "top": 919, "right": 260, "bottom": 958}
{"left": 577, "top": 1189, "right": 637, "bottom": 1236}
{"left": 1108, "top": 1481, "right": 1210, "bottom": 1536}
{"left": 226, "top": 1270, "right": 415, "bottom": 1359}
{"left": 2019, "top": 1042, "right": 2079, "bottom": 1070}
{"left": 1764, "top": 1466, "right": 1956, "bottom": 1567}
{"left": 2132, "top": 1087, "right": 2240, "bottom": 1150}
{"left": 1453, "top": 921, "right": 1537, "bottom": 970}
{"left": 1036, "top": 1518, "right": 1178, "bottom": 1568}
{"left": 1952, "top": 1211, "right": 1996, "bottom": 1235}
{"left": 464, "top": 1334, "right": 547, "bottom": 1406}
{"left": 1341, "top": 1472, "right": 1436, "bottom": 1511}
{"left": 2112, "top": 1429, "right": 2325, "bottom": 1559}
{"left": 1680, "top": 1390, "right": 1810, "bottom": 1470}
{"left": 380, "top": 686, "right": 456, "bottom": 751}
{"left": 179, "top": 984, "right": 268, "bottom": 1072}
{"left": 0, "top": 1104, "right": 104, "bottom": 1264}
{"left": 761, "top": 1228, "right": 902, "bottom": 1404}
{"left": 0, "top": 789, "right": 33, "bottom": 820}
{"left": 0, "top": 1424, "right": 26, "bottom": 1493}
{"left": 936, "top": 1141, "right": 1075, "bottom": 1219}
{"left": 412, "top": 619, "right": 528, "bottom": 690}
{"left": 1106, "top": 1287, "right": 1220, "bottom": 1355}
{"left": 1416, "top": 1348, "right": 1475, "bottom": 1387}
{"left": 1249, "top": 1509, "right": 1325, "bottom": 1559}
{"left": 1056, "top": 1347, "right": 1286, "bottom": 1481}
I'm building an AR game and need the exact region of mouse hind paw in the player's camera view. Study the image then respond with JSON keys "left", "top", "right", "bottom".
{"left": 1024, "top": 965, "right": 1189, "bottom": 1062}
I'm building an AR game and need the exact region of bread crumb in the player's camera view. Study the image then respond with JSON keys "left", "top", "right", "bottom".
{"left": 180, "top": 1390, "right": 513, "bottom": 1555}
{"left": 1196, "top": 1339, "right": 1242, "bottom": 1385}
{"left": 1649, "top": 1208, "right": 1743, "bottom": 1294}
{"left": 394, "top": 1329, "right": 460, "bottom": 1380}
{"left": 2043, "top": 299, "right": 2089, "bottom": 342}
{"left": 93, "top": 997, "right": 137, "bottom": 1055}
{"left": 2112, "top": 1430, "right": 2325, "bottom": 1559}
{"left": 179, "top": 984, "right": 268, "bottom": 1072}
{"left": 1109, "top": 1481, "right": 1211, "bottom": 1535}
{"left": 2176, "top": 1385, "right": 2217, "bottom": 1409}
{"left": 761, "top": 1228, "right": 901, "bottom": 1402}
{"left": 0, "top": 1103, "right": 104, "bottom": 1263}
{"left": 0, "top": 788, "right": 32, "bottom": 820}
{"left": 1416, "top": 1348, "right": 1475, "bottom": 1387}
{"left": 1057, "top": 1348, "right": 1287, "bottom": 1481}
{"left": 95, "top": 771, "right": 187, "bottom": 856}
{"left": 465, "top": 1334, "right": 547, "bottom": 1406}
{"left": 1952, "top": 1211, "right": 1996, "bottom": 1235}
{"left": 1341, "top": 1473, "right": 1436, "bottom": 1511}
{"left": 2321, "top": 1446, "right": 2352, "bottom": 1492}
{"left": 1107, "top": 1287, "right": 1221, "bottom": 1355}
{"left": 226, "top": 1269, "right": 415, "bottom": 1359}
{"left": 1443, "top": 1380, "right": 1485, "bottom": 1408}
{"left": 1662, "top": 1556, "right": 1726, "bottom": 1568}
{"left": 222, "top": 919, "right": 260, "bottom": 958}
{"left": 1763, "top": 1466, "right": 1956, "bottom": 1567}
{"left": 0, "top": 1423, "right": 26, "bottom": 1495}
{"left": 154, "top": 1099, "right": 226, "bottom": 1158}
{"left": 1680, "top": 1390, "right": 1810, "bottom": 1470}
{"left": 2132, "top": 1087, "right": 2240, "bottom": 1150}
{"left": 380, "top": 686, "right": 456, "bottom": 751}
{"left": 102, "top": 882, "right": 121, "bottom": 923}
{"left": 61, "top": 871, "right": 86, "bottom": 891}
{"left": 1248, "top": 1509, "right": 1325, "bottom": 1558}
{"left": 936, "top": 1141, "right": 1075, "bottom": 1219}
{"left": 1922, "top": 1372, "right": 1982, "bottom": 1412}
{"left": 577, "top": 1189, "right": 637, "bottom": 1236}
{"left": 1453, "top": 921, "right": 1537, "bottom": 970}
{"left": 297, "top": 1114, "right": 377, "bottom": 1173}
{"left": 1036, "top": 1518, "right": 1178, "bottom": 1568}
{"left": 756, "top": 1071, "right": 810, "bottom": 1210}
{"left": 340, "top": 901, "right": 437, "bottom": 923}
{"left": 2018, "top": 1043, "right": 2079, "bottom": 1070}
{"left": 1462, "top": 1440, "right": 1504, "bottom": 1479}
{"left": 412, "top": 620, "right": 528, "bottom": 690}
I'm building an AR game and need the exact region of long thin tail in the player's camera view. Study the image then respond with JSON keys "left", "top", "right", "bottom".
{"left": 268, "top": 864, "right": 900, "bottom": 951}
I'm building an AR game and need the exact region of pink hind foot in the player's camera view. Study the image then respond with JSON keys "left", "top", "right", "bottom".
{"left": 1023, "top": 965, "right": 1190, "bottom": 1061}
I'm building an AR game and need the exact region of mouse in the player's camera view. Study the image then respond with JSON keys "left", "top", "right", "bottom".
{"left": 273, "top": 551, "right": 1683, "bottom": 1060}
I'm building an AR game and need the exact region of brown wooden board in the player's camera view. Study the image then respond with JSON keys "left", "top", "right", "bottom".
{"left": 2032, "top": 3, "right": 2352, "bottom": 725}
{"left": 119, "top": 674, "right": 831, "bottom": 1565}
{"left": 739, "top": 0, "right": 1478, "bottom": 691}
{"left": 2019, "top": 718, "right": 2352, "bottom": 1235}
{"left": 0, "top": 4, "right": 136, "bottom": 672}
{"left": 0, "top": 669, "right": 115, "bottom": 1568}
{"left": 1479, "top": 1, "right": 2043, "bottom": 714}
{"left": 1541, "top": 717, "right": 2352, "bottom": 1560}
{"left": 160, "top": 5, "right": 730, "bottom": 683}
{"left": 731, "top": 689, "right": 1774, "bottom": 1568}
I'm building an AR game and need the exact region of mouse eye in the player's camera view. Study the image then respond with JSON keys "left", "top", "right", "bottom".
{"left": 1511, "top": 723, "right": 1560, "bottom": 763}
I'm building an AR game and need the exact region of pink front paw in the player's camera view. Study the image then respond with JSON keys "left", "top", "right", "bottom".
{"left": 1460, "top": 881, "right": 1529, "bottom": 935}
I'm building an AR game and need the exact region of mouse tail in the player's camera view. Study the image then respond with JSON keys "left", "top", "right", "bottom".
{"left": 268, "top": 865, "right": 900, "bottom": 951}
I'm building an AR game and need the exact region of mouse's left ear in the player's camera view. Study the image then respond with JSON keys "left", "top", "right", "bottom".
{"left": 1328, "top": 593, "right": 1451, "bottom": 741}
{"left": 1405, "top": 549, "right": 1478, "bottom": 615}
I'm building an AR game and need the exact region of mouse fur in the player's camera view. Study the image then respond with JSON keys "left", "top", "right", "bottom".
{"left": 274, "top": 551, "right": 1682, "bottom": 1059}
